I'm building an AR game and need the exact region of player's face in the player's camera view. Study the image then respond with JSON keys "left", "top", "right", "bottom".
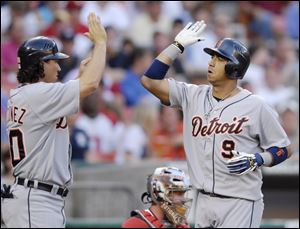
{"left": 207, "top": 55, "right": 228, "bottom": 85}
{"left": 42, "top": 60, "right": 61, "bottom": 83}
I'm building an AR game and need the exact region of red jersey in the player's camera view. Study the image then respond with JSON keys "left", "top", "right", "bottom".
{"left": 122, "top": 209, "right": 189, "bottom": 228}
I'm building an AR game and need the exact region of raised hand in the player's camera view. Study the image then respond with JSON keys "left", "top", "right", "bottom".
{"left": 84, "top": 12, "right": 107, "bottom": 45}
{"left": 174, "top": 20, "right": 206, "bottom": 48}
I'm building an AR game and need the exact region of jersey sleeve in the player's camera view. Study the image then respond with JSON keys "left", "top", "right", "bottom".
{"left": 25, "top": 80, "right": 80, "bottom": 123}
{"left": 168, "top": 78, "right": 201, "bottom": 109}
{"left": 256, "top": 100, "right": 291, "bottom": 149}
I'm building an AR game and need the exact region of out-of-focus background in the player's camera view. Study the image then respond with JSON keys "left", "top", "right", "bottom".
{"left": 1, "top": 1, "right": 299, "bottom": 228}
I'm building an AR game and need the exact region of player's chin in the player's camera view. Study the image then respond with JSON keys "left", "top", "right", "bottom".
{"left": 207, "top": 73, "right": 215, "bottom": 83}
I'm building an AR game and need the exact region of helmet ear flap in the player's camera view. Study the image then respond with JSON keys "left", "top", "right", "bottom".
{"left": 225, "top": 61, "right": 239, "bottom": 79}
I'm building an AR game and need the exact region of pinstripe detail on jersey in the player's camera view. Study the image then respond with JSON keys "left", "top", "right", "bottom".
{"left": 28, "top": 188, "right": 32, "bottom": 228}
{"left": 212, "top": 134, "right": 216, "bottom": 194}
{"left": 249, "top": 201, "right": 254, "bottom": 227}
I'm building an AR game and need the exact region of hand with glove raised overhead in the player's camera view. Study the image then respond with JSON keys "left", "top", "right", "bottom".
{"left": 173, "top": 21, "right": 206, "bottom": 53}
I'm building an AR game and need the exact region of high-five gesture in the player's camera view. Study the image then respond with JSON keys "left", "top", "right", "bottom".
{"left": 174, "top": 21, "right": 206, "bottom": 49}
{"left": 84, "top": 12, "right": 107, "bottom": 45}
{"left": 78, "top": 12, "right": 107, "bottom": 99}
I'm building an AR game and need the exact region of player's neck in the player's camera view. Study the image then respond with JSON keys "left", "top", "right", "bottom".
{"left": 149, "top": 205, "right": 165, "bottom": 221}
{"left": 212, "top": 84, "right": 239, "bottom": 101}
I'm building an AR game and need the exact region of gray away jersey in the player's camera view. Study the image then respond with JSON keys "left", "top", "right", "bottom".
{"left": 6, "top": 80, "right": 80, "bottom": 187}
{"left": 168, "top": 79, "right": 290, "bottom": 201}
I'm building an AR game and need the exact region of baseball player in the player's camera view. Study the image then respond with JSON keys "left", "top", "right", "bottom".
{"left": 122, "top": 166, "right": 191, "bottom": 228}
{"left": 141, "top": 21, "right": 292, "bottom": 228}
{"left": 1, "top": 13, "right": 107, "bottom": 228}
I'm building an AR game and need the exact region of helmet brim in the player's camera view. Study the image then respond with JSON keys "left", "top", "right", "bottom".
{"left": 203, "top": 47, "right": 238, "bottom": 63}
{"left": 41, "top": 52, "right": 69, "bottom": 61}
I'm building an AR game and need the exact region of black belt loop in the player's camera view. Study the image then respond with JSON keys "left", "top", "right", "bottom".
{"left": 16, "top": 177, "right": 69, "bottom": 197}
{"left": 199, "top": 189, "right": 233, "bottom": 199}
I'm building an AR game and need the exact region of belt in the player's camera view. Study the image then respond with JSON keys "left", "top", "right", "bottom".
{"left": 199, "top": 189, "right": 233, "bottom": 199}
{"left": 16, "top": 178, "right": 69, "bottom": 197}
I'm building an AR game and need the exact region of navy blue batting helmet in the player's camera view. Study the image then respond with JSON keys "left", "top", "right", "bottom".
{"left": 17, "top": 36, "right": 69, "bottom": 70}
{"left": 204, "top": 38, "right": 250, "bottom": 79}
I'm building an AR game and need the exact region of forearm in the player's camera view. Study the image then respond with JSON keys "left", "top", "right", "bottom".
{"left": 80, "top": 42, "right": 106, "bottom": 86}
{"left": 141, "top": 44, "right": 181, "bottom": 104}
{"left": 78, "top": 43, "right": 106, "bottom": 99}
{"left": 142, "top": 20, "right": 206, "bottom": 104}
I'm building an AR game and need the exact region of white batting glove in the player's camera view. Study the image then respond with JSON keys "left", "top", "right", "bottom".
{"left": 226, "top": 151, "right": 264, "bottom": 175}
{"left": 174, "top": 21, "right": 206, "bottom": 48}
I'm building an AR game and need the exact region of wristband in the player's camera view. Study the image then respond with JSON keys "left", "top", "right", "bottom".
{"left": 173, "top": 41, "right": 184, "bottom": 53}
{"left": 254, "top": 153, "right": 264, "bottom": 166}
{"left": 161, "top": 44, "right": 181, "bottom": 61}
{"left": 144, "top": 59, "right": 170, "bottom": 80}
{"left": 259, "top": 147, "right": 288, "bottom": 166}
{"left": 267, "top": 147, "right": 288, "bottom": 166}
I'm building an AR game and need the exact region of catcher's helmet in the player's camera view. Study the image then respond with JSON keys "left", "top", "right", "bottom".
{"left": 17, "top": 36, "right": 69, "bottom": 70}
{"left": 204, "top": 38, "right": 250, "bottom": 79}
{"left": 146, "top": 167, "right": 191, "bottom": 225}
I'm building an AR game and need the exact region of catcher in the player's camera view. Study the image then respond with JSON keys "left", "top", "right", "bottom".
{"left": 122, "top": 166, "right": 191, "bottom": 228}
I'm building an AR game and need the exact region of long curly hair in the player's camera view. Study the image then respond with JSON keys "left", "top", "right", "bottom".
{"left": 17, "top": 61, "right": 45, "bottom": 84}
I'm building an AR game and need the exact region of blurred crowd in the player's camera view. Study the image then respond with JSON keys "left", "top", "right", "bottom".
{"left": 1, "top": 1, "right": 299, "bottom": 183}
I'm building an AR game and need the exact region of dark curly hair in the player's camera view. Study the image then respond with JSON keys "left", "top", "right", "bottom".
{"left": 17, "top": 61, "right": 45, "bottom": 84}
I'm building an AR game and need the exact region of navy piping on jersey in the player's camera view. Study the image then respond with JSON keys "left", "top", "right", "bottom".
{"left": 249, "top": 201, "right": 255, "bottom": 227}
{"left": 66, "top": 143, "right": 73, "bottom": 185}
{"left": 212, "top": 94, "right": 252, "bottom": 195}
{"left": 28, "top": 187, "right": 32, "bottom": 228}
{"left": 212, "top": 135, "right": 216, "bottom": 193}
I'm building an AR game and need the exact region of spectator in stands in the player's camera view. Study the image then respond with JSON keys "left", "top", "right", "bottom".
{"left": 65, "top": 1, "right": 88, "bottom": 34}
{"left": 108, "top": 38, "right": 135, "bottom": 69}
{"left": 42, "top": 9, "right": 70, "bottom": 38}
{"left": 79, "top": 1, "right": 131, "bottom": 32}
{"left": 68, "top": 113, "right": 90, "bottom": 161}
{"left": 119, "top": 48, "right": 155, "bottom": 107}
{"left": 1, "top": 17, "right": 25, "bottom": 73}
{"left": 273, "top": 37, "right": 299, "bottom": 91}
{"left": 277, "top": 101, "right": 299, "bottom": 156}
{"left": 284, "top": 1, "right": 299, "bottom": 41}
{"left": 74, "top": 87, "right": 116, "bottom": 163}
{"left": 241, "top": 43, "right": 270, "bottom": 94}
{"left": 184, "top": 3, "right": 217, "bottom": 72}
{"left": 149, "top": 106, "right": 185, "bottom": 160}
{"left": 58, "top": 28, "right": 80, "bottom": 82}
{"left": 126, "top": 1, "right": 172, "bottom": 48}
{"left": 257, "top": 61, "right": 296, "bottom": 108}
{"left": 114, "top": 98, "right": 159, "bottom": 164}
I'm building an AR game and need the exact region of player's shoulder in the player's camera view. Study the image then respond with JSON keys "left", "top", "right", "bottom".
{"left": 168, "top": 78, "right": 210, "bottom": 91}
{"left": 122, "top": 216, "right": 149, "bottom": 228}
{"left": 23, "top": 80, "right": 78, "bottom": 95}
{"left": 246, "top": 92, "right": 268, "bottom": 106}
{"left": 22, "top": 82, "right": 61, "bottom": 93}
{"left": 240, "top": 89, "right": 265, "bottom": 104}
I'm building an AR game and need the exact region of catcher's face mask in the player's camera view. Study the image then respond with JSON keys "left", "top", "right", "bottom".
{"left": 148, "top": 167, "right": 192, "bottom": 225}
